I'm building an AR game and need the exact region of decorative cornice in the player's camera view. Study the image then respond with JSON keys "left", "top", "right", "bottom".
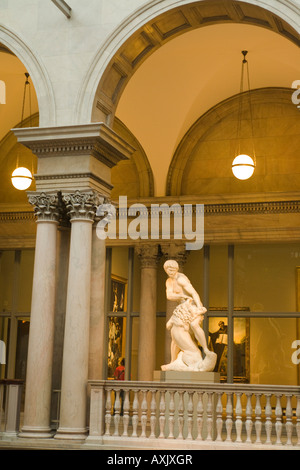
{"left": 12, "top": 123, "right": 135, "bottom": 168}
{"left": 204, "top": 200, "right": 300, "bottom": 215}
{"left": 1, "top": 199, "right": 300, "bottom": 224}
{"left": 35, "top": 172, "right": 113, "bottom": 191}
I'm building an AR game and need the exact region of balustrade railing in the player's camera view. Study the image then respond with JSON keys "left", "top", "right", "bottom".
{"left": 87, "top": 380, "right": 300, "bottom": 448}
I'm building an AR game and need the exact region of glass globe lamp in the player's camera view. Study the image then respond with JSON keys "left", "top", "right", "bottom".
{"left": 11, "top": 167, "right": 33, "bottom": 190}
{"left": 232, "top": 154, "right": 255, "bottom": 180}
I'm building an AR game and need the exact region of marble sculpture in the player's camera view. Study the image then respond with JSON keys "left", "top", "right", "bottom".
{"left": 161, "top": 260, "right": 217, "bottom": 372}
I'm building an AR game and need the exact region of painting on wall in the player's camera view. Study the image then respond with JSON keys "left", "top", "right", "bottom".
{"left": 208, "top": 308, "right": 250, "bottom": 382}
{"left": 107, "top": 275, "right": 127, "bottom": 379}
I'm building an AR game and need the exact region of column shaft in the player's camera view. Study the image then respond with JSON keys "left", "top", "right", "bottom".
{"left": 55, "top": 190, "right": 100, "bottom": 440}
{"left": 55, "top": 219, "right": 93, "bottom": 439}
{"left": 136, "top": 244, "right": 159, "bottom": 382}
{"left": 89, "top": 225, "right": 106, "bottom": 380}
{"left": 21, "top": 192, "right": 60, "bottom": 438}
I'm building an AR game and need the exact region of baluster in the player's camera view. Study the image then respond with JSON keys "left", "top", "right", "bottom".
{"left": 122, "top": 390, "right": 130, "bottom": 437}
{"left": 264, "top": 394, "right": 273, "bottom": 445}
{"left": 113, "top": 389, "right": 121, "bottom": 436}
{"left": 285, "top": 394, "right": 293, "bottom": 446}
{"left": 245, "top": 393, "right": 253, "bottom": 443}
{"left": 275, "top": 394, "right": 283, "bottom": 445}
{"left": 104, "top": 389, "right": 112, "bottom": 436}
{"left": 225, "top": 392, "right": 233, "bottom": 442}
{"left": 168, "top": 390, "right": 175, "bottom": 439}
{"left": 186, "top": 391, "right": 194, "bottom": 440}
{"left": 215, "top": 392, "right": 223, "bottom": 441}
{"left": 196, "top": 392, "right": 204, "bottom": 440}
{"left": 235, "top": 392, "right": 243, "bottom": 442}
{"left": 206, "top": 392, "right": 213, "bottom": 441}
{"left": 132, "top": 389, "right": 139, "bottom": 437}
{"left": 254, "top": 393, "right": 262, "bottom": 444}
{"left": 140, "top": 390, "right": 148, "bottom": 438}
{"left": 177, "top": 391, "right": 184, "bottom": 439}
{"left": 158, "top": 390, "right": 166, "bottom": 438}
{"left": 296, "top": 395, "right": 300, "bottom": 446}
{"left": 149, "top": 390, "right": 157, "bottom": 438}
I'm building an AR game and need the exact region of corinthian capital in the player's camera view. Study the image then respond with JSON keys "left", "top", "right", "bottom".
{"left": 63, "top": 190, "right": 102, "bottom": 222}
{"left": 135, "top": 243, "right": 160, "bottom": 268}
{"left": 160, "top": 242, "right": 189, "bottom": 270}
{"left": 28, "top": 191, "right": 62, "bottom": 222}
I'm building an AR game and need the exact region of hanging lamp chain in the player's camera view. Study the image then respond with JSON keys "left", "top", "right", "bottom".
{"left": 236, "top": 51, "right": 256, "bottom": 165}
{"left": 17, "top": 72, "right": 33, "bottom": 172}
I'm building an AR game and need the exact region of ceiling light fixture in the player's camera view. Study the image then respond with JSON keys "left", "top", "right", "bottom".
{"left": 232, "top": 50, "right": 255, "bottom": 180}
{"left": 11, "top": 72, "right": 34, "bottom": 191}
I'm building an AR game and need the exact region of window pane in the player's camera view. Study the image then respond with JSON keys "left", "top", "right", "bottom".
{"left": 235, "top": 244, "right": 300, "bottom": 312}
{"left": 209, "top": 245, "right": 228, "bottom": 309}
{"left": 184, "top": 249, "right": 204, "bottom": 301}
{"left": 155, "top": 316, "right": 166, "bottom": 371}
{"left": 0, "top": 317, "right": 10, "bottom": 379}
{"left": 111, "top": 247, "right": 129, "bottom": 312}
{"left": 208, "top": 317, "right": 228, "bottom": 380}
{"left": 250, "top": 317, "right": 298, "bottom": 385}
{"left": 18, "top": 250, "right": 34, "bottom": 312}
{"left": 0, "top": 251, "right": 15, "bottom": 312}
{"left": 15, "top": 318, "right": 30, "bottom": 380}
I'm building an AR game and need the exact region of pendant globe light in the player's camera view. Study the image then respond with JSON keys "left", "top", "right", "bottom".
{"left": 232, "top": 51, "right": 255, "bottom": 180}
{"left": 11, "top": 72, "right": 34, "bottom": 190}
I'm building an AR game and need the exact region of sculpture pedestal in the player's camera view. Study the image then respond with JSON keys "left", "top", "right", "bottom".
{"left": 154, "top": 370, "right": 220, "bottom": 440}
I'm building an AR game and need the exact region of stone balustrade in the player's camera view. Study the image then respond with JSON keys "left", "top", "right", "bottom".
{"left": 87, "top": 380, "right": 300, "bottom": 449}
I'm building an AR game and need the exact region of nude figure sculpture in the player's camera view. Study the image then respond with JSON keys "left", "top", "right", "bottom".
{"left": 161, "top": 260, "right": 217, "bottom": 372}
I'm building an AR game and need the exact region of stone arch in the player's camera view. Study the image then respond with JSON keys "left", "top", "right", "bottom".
{"left": 0, "top": 25, "right": 56, "bottom": 126}
{"left": 75, "top": 0, "right": 300, "bottom": 126}
{"left": 166, "top": 87, "right": 300, "bottom": 196}
{"left": 112, "top": 117, "right": 154, "bottom": 198}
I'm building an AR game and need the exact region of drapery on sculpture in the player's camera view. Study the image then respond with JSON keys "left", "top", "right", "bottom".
{"left": 162, "top": 260, "right": 217, "bottom": 372}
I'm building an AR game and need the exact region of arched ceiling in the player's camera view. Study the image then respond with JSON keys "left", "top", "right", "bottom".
{"left": 115, "top": 22, "right": 300, "bottom": 196}
{"left": 0, "top": 47, "right": 38, "bottom": 143}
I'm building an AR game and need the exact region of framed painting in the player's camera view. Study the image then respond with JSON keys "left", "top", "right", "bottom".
{"left": 107, "top": 275, "right": 127, "bottom": 379}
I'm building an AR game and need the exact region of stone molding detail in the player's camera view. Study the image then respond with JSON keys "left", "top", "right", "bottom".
{"left": 27, "top": 191, "right": 63, "bottom": 223}
{"left": 135, "top": 243, "right": 161, "bottom": 268}
{"left": 34, "top": 173, "right": 113, "bottom": 191}
{"left": 63, "top": 190, "right": 103, "bottom": 222}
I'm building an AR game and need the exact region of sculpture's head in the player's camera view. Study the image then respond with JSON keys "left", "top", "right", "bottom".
{"left": 163, "top": 259, "right": 179, "bottom": 278}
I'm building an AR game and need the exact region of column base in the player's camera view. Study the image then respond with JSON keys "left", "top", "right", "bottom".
{"left": 54, "top": 426, "right": 88, "bottom": 440}
{"left": 19, "top": 425, "right": 54, "bottom": 439}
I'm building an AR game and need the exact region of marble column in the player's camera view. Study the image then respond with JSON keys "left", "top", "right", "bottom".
{"left": 160, "top": 243, "right": 189, "bottom": 365}
{"left": 20, "top": 192, "right": 61, "bottom": 438}
{"left": 51, "top": 222, "right": 70, "bottom": 428}
{"left": 55, "top": 190, "right": 100, "bottom": 440}
{"left": 136, "top": 244, "right": 160, "bottom": 382}
{"left": 88, "top": 220, "right": 106, "bottom": 380}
